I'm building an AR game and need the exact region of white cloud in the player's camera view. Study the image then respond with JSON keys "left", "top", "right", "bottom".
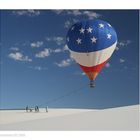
{"left": 63, "top": 45, "right": 69, "bottom": 51}
{"left": 52, "top": 45, "right": 69, "bottom": 53}
{"left": 119, "top": 58, "right": 125, "bottom": 63}
{"left": 105, "top": 62, "right": 111, "bottom": 68}
{"left": 45, "top": 37, "right": 51, "bottom": 41}
{"left": 51, "top": 10, "right": 64, "bottom": 15}
{"left": 115, "top": 46, "right": 119, "bottom": 51}
{"left": 82, "top": 11, "right": 101, "bottom": 19}
{"left": 74, "top": 72, "right": 86, "bottom": 76}
{"left": 119, "top": 40, "right": 131, "bottom": 46}
{"left": 64, "top": 19, "right": 79, "bottom": 28}
{"left": 29, "top": 66, "right": 47, "bottom": 71}
{"left": 62, "top": 10, "right": 101, "bottom": 29}
{"left": 31, "top": 41, "right": 43, "bottom": 48}
{"left": 45, "top": 36, "right": 64, "bottom": 46}
{"left": 52, "top": 10, "right": 101, "bottom": 29}
{"left": 8, "top": 52, "right": 32, "bottom": 62}
{"left": 10, "top": 47, "right": 19, "bottom": 51}
{"left": 81, "top": 72, "right": 86, "bottom": 76}
{"left": 55, "top": 58, "right": 72, "bottom": 67}
{"left": 53, "top": 48, "right": 62, "bottom": 53}
{"left": 54, "top": 37, "right": 64, "bottom": 45}
{"left": 116, "top": 40, "right": 132, "bottom": 51}
{"left": 35, "top": 45, "right": 69, "bottom": 58}
{"left": 64, "top": 20, "right": 71, "bottom": 28}
{"left": 52, "top": 10, "right": 101, "bottom": 19}
{"left": 35, "top": 48, "right": 50, "bottom": 58}
{"left": 12, "top": 10, "right": 40, "bottom": 17}
{"left": 67, "top": 10, "right": 82, "bottom": 16}
{"left": 72, "top": 10, "right": 101, "bottom": 18}
{"left": 35, "top": 66, "right": 42, "bottom": 71}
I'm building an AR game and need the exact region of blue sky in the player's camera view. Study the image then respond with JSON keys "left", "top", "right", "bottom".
{"left": 0, "top": 10, "right": 139, "bottom": 109}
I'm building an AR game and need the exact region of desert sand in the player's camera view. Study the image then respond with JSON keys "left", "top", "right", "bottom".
{"left": 0, "top": 105, "right": 139, "bottom": 130}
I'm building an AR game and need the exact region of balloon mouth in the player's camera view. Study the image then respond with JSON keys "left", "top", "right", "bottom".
{"left": 86, "top": 71, "right": 98, "bottom": 81}
{"left": 78, "top": 60, "right": 108, "bottom": 81}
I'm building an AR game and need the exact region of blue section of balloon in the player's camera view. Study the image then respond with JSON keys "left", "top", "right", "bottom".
{"left": 66, "top": 19, "right": 117, "bottom": 52}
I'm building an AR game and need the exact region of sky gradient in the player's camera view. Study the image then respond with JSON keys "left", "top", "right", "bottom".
{"left": 0, "top": 10, "right": 139, "bottom": 109}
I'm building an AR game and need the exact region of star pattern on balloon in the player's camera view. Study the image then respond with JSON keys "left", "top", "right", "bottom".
{"left": 99, "top": 23, "right": 104, "bottom": 28}
{"left": 107, "top": 33, "right": 112, "bottom": 39}
{"left": 71, "top": 23, "right": 113, "bottom": 46}
{"left": 76, "top": 38, "right": 82, "bottom": 44}
{"left": 86, "top": 27, "right": 93, "bottom": 33}
{"left": 67, "top": 20, "right": 116, "bottom": 52}
{"left": 91, "top": 36, "right": 97, "bottom": 43}
{"left": 71, "top": 26, "right": 75, "bottom": 31}
{"left": 79, "top": 28, "right": 85, "bottom": 34}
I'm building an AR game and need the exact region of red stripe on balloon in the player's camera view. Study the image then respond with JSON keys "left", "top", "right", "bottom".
{"left": 79, "top": 59, "right": 108, "bottom": 73}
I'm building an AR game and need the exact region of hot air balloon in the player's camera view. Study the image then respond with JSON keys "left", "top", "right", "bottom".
{"left": 66, "top": 19, "right": 117, "bottom": 87}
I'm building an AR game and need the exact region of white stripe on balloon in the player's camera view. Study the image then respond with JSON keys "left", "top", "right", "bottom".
{"left": 69, "top": 42, "right": 117, "bottom": 67}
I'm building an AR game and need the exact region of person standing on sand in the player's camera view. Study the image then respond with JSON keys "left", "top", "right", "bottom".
{"left": 26, "top": 106, "right": 28, "bottom": 112}
{"left": 35, "top": 106, "right": 38, "bottom": 112}
{"left": 36, "top": 106, "right": 39, "bottom": 112}
{"left": 46, "top": 106, "right": 48, "bottom": 113}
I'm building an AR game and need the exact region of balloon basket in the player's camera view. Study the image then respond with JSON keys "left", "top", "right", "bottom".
{"left": 89, "top": 80, "right": 95, "bottom": 88}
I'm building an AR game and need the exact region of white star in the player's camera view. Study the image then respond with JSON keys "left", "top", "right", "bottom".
{"left": 91, "top": 36, "right": 97, "bottom": 43}
{"left": 79, "top": 28, "right": 85, "bottom": 34}
{"left": 107, "top": 33, "right": 112, "bottom": 39}
{"left": 86, "top": 27, "right": 93, "bottom": 33}
{"left": 71, "top": 26, "right": 75, "bottom": 31}
{"left": 99, "top": 23, "right": 104, "bottom": 28}
{"left": 108, "top": 23, "right": 112, "bottom": 27}
{"left": 76, "top": 38, "right": 82, "bottom": 44}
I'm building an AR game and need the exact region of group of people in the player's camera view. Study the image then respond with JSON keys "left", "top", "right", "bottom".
{"left": 35, "top": 106, "right": 39, "bottom": 112}
{"left": 25, "top": 106, "right": 48, "bottom": 113}
{"left": 25, "top": 106, "right": 33, "bottom": 112}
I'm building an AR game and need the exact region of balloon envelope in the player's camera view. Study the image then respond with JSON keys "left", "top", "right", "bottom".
{"left": 66, "top": 19, "right": 117, "bottom": 81}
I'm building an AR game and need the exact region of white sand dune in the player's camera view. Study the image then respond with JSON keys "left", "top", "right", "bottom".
{"left": 0, "top": 105, "right": 139, "bottom": 130}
